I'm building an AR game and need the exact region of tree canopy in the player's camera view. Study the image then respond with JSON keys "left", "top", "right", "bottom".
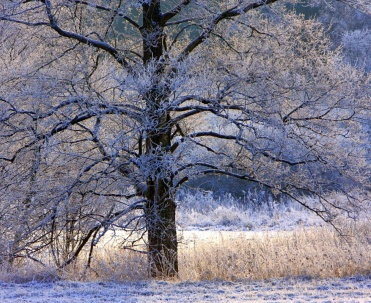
{"left": 0, "top": 0, "right": 370, "bottom": 277}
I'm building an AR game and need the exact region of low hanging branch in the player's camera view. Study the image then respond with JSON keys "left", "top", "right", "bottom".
{"left": 58, "top": 200, "right": 144, "bottom": 269}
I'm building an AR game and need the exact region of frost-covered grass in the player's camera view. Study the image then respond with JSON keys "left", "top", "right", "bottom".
{"left": 179, "top": 224, "right": 371, "bottom": 281}
{"left": 74, "top": 222, "right": 371, "bottom": 282}
{"left": 1, "top": 191, "right": 370, "bottom": 286}
{"left": 1, "top": 276, "right": 371, "bottom": 302}
{"left": 176, "top": 190, "right": 324, "bottom": 231}
{"left": 174, "top": 190, "right": 371, "bottom": 281}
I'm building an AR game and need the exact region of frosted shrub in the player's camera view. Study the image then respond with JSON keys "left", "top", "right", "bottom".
{"left": 176, "top": 189, "right": 323, "bottom": 230}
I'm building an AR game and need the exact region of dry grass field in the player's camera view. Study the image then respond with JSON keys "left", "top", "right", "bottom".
{"left": 1, "top": 194, "right": 371, "bottom": 302}
{"left": 179, "top": 223, "right": 371, "bottom": 281}
{"left": 83, "top": 222, "right": 371, "bottom": 282}
{"left": 1, "top": 224, "right": 371, "bottom": 302}
{"left": 2, "top": 221, "right": 370, "bottom": 283}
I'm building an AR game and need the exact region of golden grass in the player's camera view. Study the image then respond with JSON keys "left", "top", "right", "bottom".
{"left": 178, "top": 223, "right": 371, "bottom": 281}
{"left": 1, "top": 221, "right": 371, "bottom": 282}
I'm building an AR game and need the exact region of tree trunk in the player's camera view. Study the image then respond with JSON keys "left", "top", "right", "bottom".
{"left": 145, "top": 178, "right": 178, "bottom": 277}
{"left": 140, "top": 1, "right": 178, "bottom": 278}
{"left": 144, "top": 107, "right": 178, "bottom": 277}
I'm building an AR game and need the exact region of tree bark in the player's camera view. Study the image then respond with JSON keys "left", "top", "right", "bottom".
{"left": 145, "top": 177, "right": 178, "bottom": 277}
{"left": 140, "top": 1, "right": 179, "bottom": 278}
{"left": 145, "top": 113, "right": 178, "bottom": 277}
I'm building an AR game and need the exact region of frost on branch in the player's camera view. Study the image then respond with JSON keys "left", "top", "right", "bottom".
{"left": 0, "top": 0, "right": 369, "bottom": 277}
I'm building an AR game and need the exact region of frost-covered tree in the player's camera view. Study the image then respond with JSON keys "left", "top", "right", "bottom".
{"left": 292, "top": 0, "right": 371, "bottom": 71}
{"left": 0, "top": 0, "right": 370, "bottom": 277}
{"left": 341, "top": 29, "right": 371, "bottom": 71}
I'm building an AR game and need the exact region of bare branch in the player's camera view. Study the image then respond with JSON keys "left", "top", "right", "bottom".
{"left": 179, "top": 0, "right": 279, "bottom": 58}
{"left": 69, "top": 0, "right": 140, "bottom": 28}
{"left": 43, "top": 0, "right": 133, "bottom": 71}
{"left": 161, "top": 0, "right": 192, "bottom": 24}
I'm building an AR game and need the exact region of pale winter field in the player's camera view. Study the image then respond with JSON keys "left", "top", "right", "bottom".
{"left": 1, "top": 276, "right": 371, "bottom": 303}
{"left": 1, "top": 192, "right": 371, "bottom": 302}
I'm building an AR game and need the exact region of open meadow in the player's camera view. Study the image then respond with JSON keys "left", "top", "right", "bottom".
{"left": 1, "top": 275, "right": 371, "bottom": 303}
{"left": 1, "top": 193, "right": 371, "bottom": 302}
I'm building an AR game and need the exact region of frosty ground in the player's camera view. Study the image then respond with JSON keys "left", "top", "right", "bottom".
{"left": 1, "top": 193, "right": 370, "bottom": 302}
{"left": 1, "top": 275, "right": 371, "bottom": 303}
